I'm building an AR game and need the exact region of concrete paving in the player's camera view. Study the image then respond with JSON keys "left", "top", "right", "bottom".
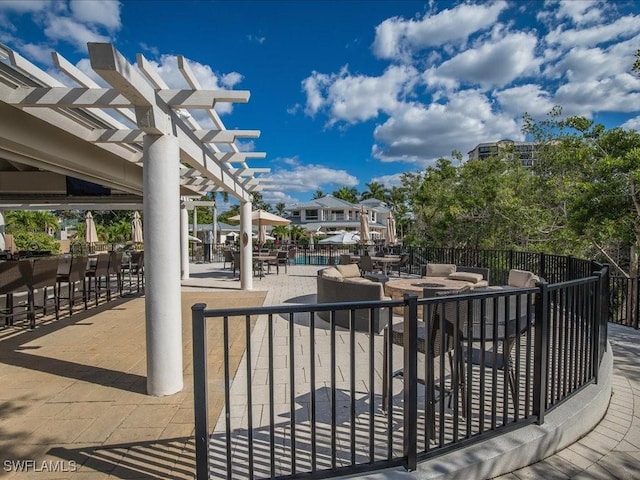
{"left": 0, "top": 260, "right": 638, "bottom": 479}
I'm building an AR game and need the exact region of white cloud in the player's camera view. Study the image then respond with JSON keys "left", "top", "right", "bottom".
{"left": 424, "top": 31, "right": 540, "bottom": 89}
{"left": 263, "top": 163, "right": 359, "bottom": 193}
{"left": 372, "top": 1, "right": 509, "bottom": 60}
{"left": 70, "top": 0, "right": 121, "bottom": 31}
{"left": 554, "top": 74, "right": 640, "bottom": 114}
{"left": 260, "top": 190, "right": 299, "bottom": 206}
{"left": 0, "top": 0, "right": 52, "bottom": 13}
{"left": 372, "top": 90, "right": 521, "bottom": 165}
{"left": 554, "top": 0, "right": 603, "bottom": 25}
{"left": 545, "top": 13, "right": 640, "bottom": 48}
{"left": 302, "top": 65, "right": 418, "bottom": 124}
{"left": 495, "top": 84, "right": 556, "bottom": 119}
{"left": 43, "top": 14, "right": 111, "bottom": 51}
{"left": 371, "top": 173, "right": 407, "bottom": 189}
{"left": 621, "top": 116, "right": 640, "bottom": 131}
{"left": 149, "top": 55, "right": 243, "bottom": 115}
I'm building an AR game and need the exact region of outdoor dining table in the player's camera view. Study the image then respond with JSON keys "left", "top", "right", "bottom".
{"left": 253, "top": 254, "right": 277, "bottom": 279}
{"left": 371, "top": 255, "right": 401, "bottom": 275}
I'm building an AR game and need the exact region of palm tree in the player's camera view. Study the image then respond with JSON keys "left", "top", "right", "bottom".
{"left": 275, "top": 202, "right": 287, "bottom": 216}
{"left": 360, "top": 181, "right": 390, "bottom": 202}
{"left": 332, "top": 186, "right": 359, "bottom": 203}
{"left": 289, "top": 225, "right": 306, "bottom": 244}
{"left": 312, "top": 190, "right": 325, "bottom": 199}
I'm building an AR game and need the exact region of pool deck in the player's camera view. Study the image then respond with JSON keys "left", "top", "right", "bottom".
{"left": 0, "top": 261, "right": 638, "bottom": 479}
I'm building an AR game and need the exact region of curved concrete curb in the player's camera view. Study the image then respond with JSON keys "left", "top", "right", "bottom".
{"left": 354, "top": 343, "right": 613, "bottom": 480}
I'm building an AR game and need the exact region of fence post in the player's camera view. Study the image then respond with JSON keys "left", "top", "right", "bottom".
{"left": 539, "top": 252, "right": 546, "bottom": 280}
{"left": 192, "top": 303, "right": 209, "bottom": 480}
{"left": 403, "top": 294, "right": 418, "bottom": 471}
{"left": 533, "top": 282, "right": 549, "bottom": 424}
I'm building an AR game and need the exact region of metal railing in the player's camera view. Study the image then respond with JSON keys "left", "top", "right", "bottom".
{"left": 192, "top": 262, "right": 609, "bottom": 479}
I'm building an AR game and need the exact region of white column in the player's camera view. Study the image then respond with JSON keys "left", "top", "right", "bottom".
{"left": 180, "top": 200, "right": 189, "bottom": 280}
{"left": 240, "top": 200, "right": 253, "bottom": 290}
{"left": 143, "top": 134, "right": 183, "bottom": 396}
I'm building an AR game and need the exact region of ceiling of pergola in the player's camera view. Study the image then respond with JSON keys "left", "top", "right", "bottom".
{"left": 0, "top": 42, "right": 268, "bottom": 210}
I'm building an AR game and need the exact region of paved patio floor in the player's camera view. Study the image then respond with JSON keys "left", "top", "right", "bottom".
{"left": 0, "top": 261, "right": 638, "bottom": 479}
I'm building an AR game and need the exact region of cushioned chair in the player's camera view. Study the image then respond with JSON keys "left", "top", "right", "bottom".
{"left": 457, "top": 266, "right": 490, "bottom": 284}
{"left": 424, "top": 263, "right": 457, "bottom": 277}
{"left": 316, "top": 264, "right": 390, "bottom": 333}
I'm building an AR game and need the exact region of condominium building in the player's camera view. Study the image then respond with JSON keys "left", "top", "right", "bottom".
{"left": 468, "top": 139, "right": 539, "bottom": 167}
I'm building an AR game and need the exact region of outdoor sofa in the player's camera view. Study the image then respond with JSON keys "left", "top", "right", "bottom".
{"left": 316, "top": 263, "right": 390, "bottom": 333}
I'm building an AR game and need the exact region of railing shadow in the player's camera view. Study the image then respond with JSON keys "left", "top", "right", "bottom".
{"left": 0, "top": 295, "right": 147, "bottom": 394}
{"left": 48, "top": 436, "right": 195, "bottom": 479}
{"left": 209, "top": 386, "right": 406, "bottom": 479}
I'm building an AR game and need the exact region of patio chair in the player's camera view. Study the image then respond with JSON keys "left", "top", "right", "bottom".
{"left": 0, "top": 260, "right": 30, "bottom": 326}
{"left": 85, "top": 253, "right": 111, "bottom": 308}
{"left": 395, "top": 253, "right": 411, "bottom": 276}
{"left": 108, "top": 251, "right": 124, "bottom": 297}
{"left": 56, "top": 255, "right": 88, "bottom": 316}
{"left": 270, "top": 250, "right": 289, "bottom": 274}
{"left": 27, "top": 257, "right": 60, "bottom": 327}
{"left": 122, "top": 251, "right": 144, "bottom": 293}
{"left": 223, "top": 250, "right": 234, "bottom": 269}
{"left": 461, "top": 285, "right": 534, "bottom": 408}
{"left": 382, "top": 288, "right": 468, "bottom": 439}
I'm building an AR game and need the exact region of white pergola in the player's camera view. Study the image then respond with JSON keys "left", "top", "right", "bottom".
{"left": 0, "top": 42, "right": 267, "bottom": 395}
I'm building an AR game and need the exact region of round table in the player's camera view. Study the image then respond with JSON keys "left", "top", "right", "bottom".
{"left": 384, "top": 276, "right": 477, "bottom": 316}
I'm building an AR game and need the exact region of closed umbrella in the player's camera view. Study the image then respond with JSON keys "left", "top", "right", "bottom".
{"left": 387, "top": 212, "right": 397, "bottom": 245}
{"left": 132, "top": 211, "right": 143, "bottom": 244}
{"left": 85, "top": 211, "right": 98, "bottom": 246}
{"left": 258, "top": 224, "right": 267, "bottom": 246}
{"left": 359, "top": 208, "right": 371, "bottom": 244}
{"left": 0, "top": 211, "right": 4, "bottom": 251}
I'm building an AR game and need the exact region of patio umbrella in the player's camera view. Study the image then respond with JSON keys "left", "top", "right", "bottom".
{"left": 188, "top": 234, "right": 201, "bottom": 243}
{"left": 318, "top": 232, "right": 360, "bottom": 245}
{"left": 85, "top": 211, "right": 98, "bottom": 246}
{"left": 387, "top": 212, "right": 397, "bottom": 245}
{"left": 359, "top": 208, "right": 371, "bottom": 244}
{"left": 131, "top": 211, "right": 143, "bottom": 244}
{"left": 229, "top": 209, "right": 291, "bottom": 246}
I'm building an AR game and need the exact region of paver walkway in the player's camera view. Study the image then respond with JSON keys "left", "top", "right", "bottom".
{"left": 0, "top": 260, "right": 638, "bottom": 479}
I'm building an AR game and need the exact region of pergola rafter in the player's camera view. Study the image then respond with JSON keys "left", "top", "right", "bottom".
{"left": 0, "top": 42, "right": 270, "bottom": 202}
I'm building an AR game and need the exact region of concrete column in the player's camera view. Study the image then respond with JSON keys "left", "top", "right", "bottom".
{"left": 240, "top": 200, "right": 253, "bottom": 290}
{"left": 193, "top": 207, "right": 198, "bottom": 237}
{"left": 180, "top": 201, "right": 189, "bottom": 280}
{"left": 143, "top": 134, "right": 183, "bottom": 396}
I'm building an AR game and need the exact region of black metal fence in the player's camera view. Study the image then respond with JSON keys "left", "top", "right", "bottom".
{"left": 192, "top": 255, "right": 609, "bottom": 479}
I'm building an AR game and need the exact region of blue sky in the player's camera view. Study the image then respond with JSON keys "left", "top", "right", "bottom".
{"left": 1, "top": 0, "right": 639, "bottom": 206}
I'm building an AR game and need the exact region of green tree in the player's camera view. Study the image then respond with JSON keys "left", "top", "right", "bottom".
{"left": 274, "top": 202, "right": 287, "bottom": 216}
{"left": 332, "top": 186, "right": 359, "bottom": 203}
{"left": 312, "top": 190, "right": 324, "bottom": 199}
{"left": 360, "top": 181, "right": 389, "bottom": 202}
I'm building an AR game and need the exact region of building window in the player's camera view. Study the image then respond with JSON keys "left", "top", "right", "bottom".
{"left": 305, "top": 209, "right": 319, "bottom": 221}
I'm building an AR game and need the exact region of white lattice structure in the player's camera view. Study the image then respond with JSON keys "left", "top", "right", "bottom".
{"left": 0, "top": 42, "right": 266, "bottom": 394}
